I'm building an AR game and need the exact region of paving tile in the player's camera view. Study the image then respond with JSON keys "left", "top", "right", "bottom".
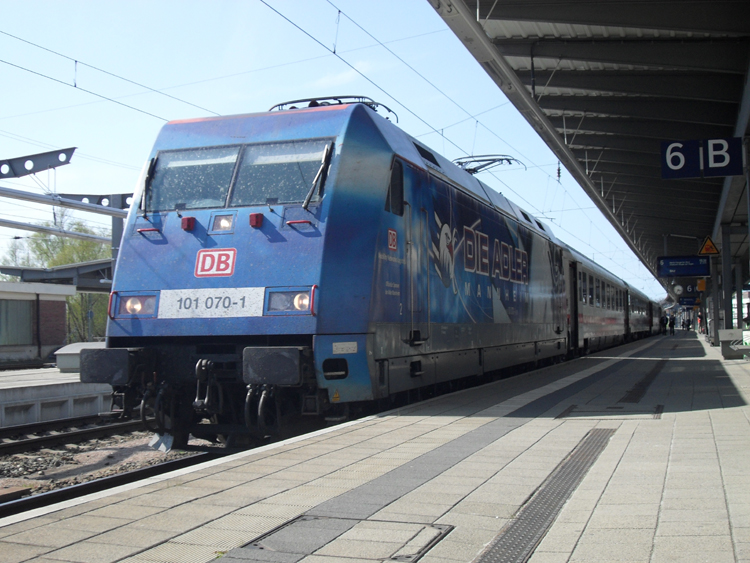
{"left": 45, "top": 514, "right": 133, "bottom": 533}
{"left": 221, "top": 548, "right": 304, "bottom": 562}
{"left": 416, "top": 538, "right": 483, "bottom": 562}
{"left": 659, "top": 509, "right": 729, "bottom": 522}
{"left": 85, "top": 502, "right": 166, "bottom": 520}
{"left": 0, "top": 516, "right": 58, "bottom": 538}
{"left": 528, "top": 552, "right": 577, "bottom": 563}
{"left": 297, "top": 555, "right": 373, "bottom": 563}
{"left": 449, "top": 501, "right": 519, "bottom": 518}
{"left": 656, "top": 520, "right": 730, "bottom": 536}
{"left": 435, "top": 512, "right": 509, "bottom": 532}
{"left": 0, "top": 541, "right": 53, "bottom": 563}
{"left": 733, "top": 527, "right": 750, "bottom": 543}
{"left": 2, "top": 524, "right": 97, "bottom": 548}
{"left": 41, "top": 540, "right": 145, "bottom": 563}
{"left": 129, "top": 541, "right": 224, "bottom": 563}
{"left": 735, "top": 542, "right": 750, "bottom": 560}
{"left": 570, "top": 528, "right": 654, "bottom": 561}
{"left": 313, "top": 536, "right": 402, "bottom": 558}
{"left": 86, "top": 525, "right": 177, "bottom": 548}
{"left": 535, "top": 522, "right": 586, "bottom": 553}
{"left": 651, "top": 535, "right": 735, "bottom": 563}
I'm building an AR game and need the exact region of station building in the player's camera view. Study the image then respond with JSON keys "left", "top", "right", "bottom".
{"left": 0, "top": 281, "right": 75, "bottom": 368}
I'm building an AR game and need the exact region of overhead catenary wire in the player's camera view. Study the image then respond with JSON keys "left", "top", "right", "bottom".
{"left": 0, "top": 29, "right": 220, "bottom": 117}
{"left": 261, "top": 0, "right": 654, "bottom": 284}
{"left": 0, "top": 57, "right": 168, "bottom": 122}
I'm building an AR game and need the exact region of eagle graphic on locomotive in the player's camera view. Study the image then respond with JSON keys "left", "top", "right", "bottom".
{"left": 81, "top": 96, "right": 660, "bottom": 447}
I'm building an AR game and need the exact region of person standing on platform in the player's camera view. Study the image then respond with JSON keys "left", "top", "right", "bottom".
{"left": 669, "top": 316, "right": 675, "bottom": 335}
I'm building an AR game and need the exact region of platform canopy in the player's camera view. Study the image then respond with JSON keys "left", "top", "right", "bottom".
{"left": 430, "top": 0, "right": 750, "bottom": 296}
{"left": 0, "top": 259, "right": 112, "bottom": 293}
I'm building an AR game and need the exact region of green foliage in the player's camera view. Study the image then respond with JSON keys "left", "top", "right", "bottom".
{"left": 1, "top": 209, "right": 111, "bottom": 342}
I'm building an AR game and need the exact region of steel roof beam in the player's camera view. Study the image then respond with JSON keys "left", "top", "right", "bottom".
{"left": 476, "top": 0, "right": 750, "bottom": 35}
{"left": 567, "top": 134, "right": 662, "bottom": 154}
{"left": 516, "top": 70, "right": 743, "bottom": 103}
{"left": 493, "top": 38, "right": 749, "bottom": 73}
{"left": 539, "top": 97, "right": 736, "bottom": 127}
{"left": 603, "top": 194, "right": 719, "bottom": 209}
{"left": 549, "top": 116, "right": 733, "bottom": 140}
{"left": 588, "top": 174, "right": 722, "bottom": 193}
{"left": 592, "top": 194, "right": 718, "bottom": 212}
{"left": 0, "top": 185, "right": 128, "bottom": 218}
{"left": 0, "top": 218, "right": 110, "bottom": 243}
{"left": 571, "top": 149, "right": 662, "bottom": 168}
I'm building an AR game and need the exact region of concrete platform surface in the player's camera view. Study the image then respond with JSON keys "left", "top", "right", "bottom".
{"left": 0, "top": 331, "right": 748, "bottom": 563}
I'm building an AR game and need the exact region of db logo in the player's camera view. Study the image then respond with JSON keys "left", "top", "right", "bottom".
{"left": 195, "top": 249, "right": 236, "bottom": 277}
{"left": 388, "top": 229, "right": 398, "bottom": 251}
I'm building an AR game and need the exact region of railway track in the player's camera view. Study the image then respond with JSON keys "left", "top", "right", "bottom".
{"left": 0, "top": 416, "right": 145, "bottom": 456}
{"left": 0, "top": 451, "right": 222, "bottom": 519}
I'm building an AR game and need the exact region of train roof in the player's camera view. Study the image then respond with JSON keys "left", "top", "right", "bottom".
{"left": 564, "top": 243, "right": 652, "bottom": 302}
{"left": 361, "top": 103, "right": 556, "bottom": 243}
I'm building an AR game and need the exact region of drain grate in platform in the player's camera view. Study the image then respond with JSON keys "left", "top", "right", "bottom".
{"left": 476, "top": 428, "right": 615, "bottom": 563}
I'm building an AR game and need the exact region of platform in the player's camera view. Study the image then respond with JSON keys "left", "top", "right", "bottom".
{"left": 0, "top": 331, "right": 748, "bottom": 563}
{"left": 0, "top": 367, "right": 111, "bottom": 427}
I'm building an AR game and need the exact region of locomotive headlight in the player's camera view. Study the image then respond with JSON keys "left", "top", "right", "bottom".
{"left": 266, "top": 288, "right": 314, "bottom": 315}
{"left": 212, "top": 214, "right": 234, "bottom": 231}
{"left": 293, "top": 293, "right": 310, "bottom": 311}
{"left": 126, "top": 297, "right": 142, "bottom": 314}
{"left": 119, "top": 295, "right": 157, "bottom": 316}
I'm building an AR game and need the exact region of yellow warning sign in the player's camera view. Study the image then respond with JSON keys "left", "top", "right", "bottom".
{"left": 698, "top": 236, "right": 719, "bottom": 255}
{"left": 697, "top": 279, "right": 706, "bottom": 291}
{"left": 332, "top": 390, "right": 340, "bottom": 403}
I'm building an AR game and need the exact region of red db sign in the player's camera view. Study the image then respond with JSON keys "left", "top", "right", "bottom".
{"left": 195, "top": 249, "right": 236, "bottom": 277}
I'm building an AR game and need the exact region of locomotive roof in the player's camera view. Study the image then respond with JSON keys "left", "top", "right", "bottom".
{"left": 159, "top": 101, "right": 557, "bottom": 243}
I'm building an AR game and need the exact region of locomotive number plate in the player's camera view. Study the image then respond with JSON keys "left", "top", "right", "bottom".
{"left": 158, "top": 287, "right": 264, "bottom": 318}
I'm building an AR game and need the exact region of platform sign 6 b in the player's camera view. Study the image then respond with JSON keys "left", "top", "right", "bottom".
{"left": 661, "top": 137, "right": 744, "bottom": 179}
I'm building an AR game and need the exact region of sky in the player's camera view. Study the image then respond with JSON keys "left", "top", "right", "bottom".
{"left": 0, "top": 0, "right": 665, "bottom": 299}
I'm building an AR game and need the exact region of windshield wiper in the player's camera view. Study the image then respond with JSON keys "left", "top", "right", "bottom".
{"left": 141, "top": 157, "right": 157, "bottom": 218}
{"left": 302, "top": 142, "right": 333, "bottom": 211}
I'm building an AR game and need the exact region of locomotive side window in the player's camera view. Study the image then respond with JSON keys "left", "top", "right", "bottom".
{"left": 231, "top": 139, "right": 331, "bottom": 207}
{"left": 147, "top": 146, "right": 239, "bottom": 211}
{"left": 385, "top": 160, "right": 404, "bottom": 216}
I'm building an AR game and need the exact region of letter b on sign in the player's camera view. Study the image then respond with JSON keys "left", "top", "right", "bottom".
{"left": 703, "top": 138, "right": 743, "bottom": 177}
{"left": 195, "top": 248, "right": 236, "bottom": 277}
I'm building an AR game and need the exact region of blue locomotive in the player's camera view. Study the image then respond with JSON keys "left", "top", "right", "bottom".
{"left": 81, "top": 96, "right": 660, "bottom": 446}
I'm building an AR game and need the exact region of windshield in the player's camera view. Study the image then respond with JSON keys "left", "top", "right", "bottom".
{"left": 230, "top": 140, "right": 329, "bottom": 207}
{"left": 147, "top": 146, "right": 239, "bottom": 212}
{"left": 145, "top": 139, "right": 331, "bottom": 212}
